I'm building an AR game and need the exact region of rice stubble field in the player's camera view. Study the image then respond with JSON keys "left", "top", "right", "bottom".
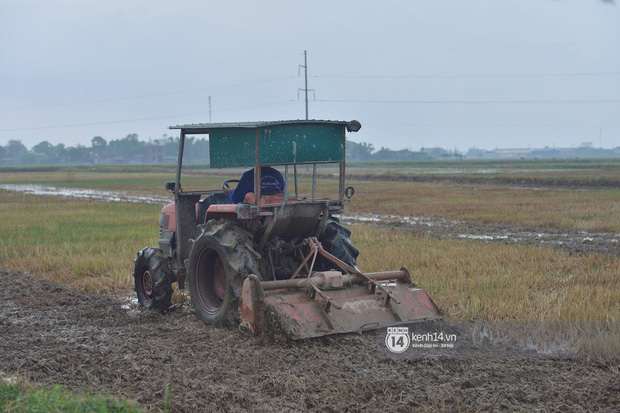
{"left": 0, "top": 165, "right": 619, "bottom": 411}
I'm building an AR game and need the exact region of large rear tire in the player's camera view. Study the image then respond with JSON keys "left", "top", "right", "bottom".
{"left": 187, "top": 220, "right": 260, "bottom": 327}
{"left": 317, "top": 218, "right": 360, "bottom": 270}
{"left": 133, "top": 247, "right": 173, "bottom": 313}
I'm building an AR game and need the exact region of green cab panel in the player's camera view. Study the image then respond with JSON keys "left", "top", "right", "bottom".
{"left": 209, "top": 123, "right": 345, "bottom": 168}
{"left": 209, "top": 128, "right": 255, "bottom": 168}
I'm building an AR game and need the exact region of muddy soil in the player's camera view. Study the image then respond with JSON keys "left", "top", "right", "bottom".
{"left": 1, "top": 270, "right": 618, "bottom": 412}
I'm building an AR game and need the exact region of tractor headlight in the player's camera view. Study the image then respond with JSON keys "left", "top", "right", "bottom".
{"left": 346, "top": 120, "right": 362, "bottom": 132}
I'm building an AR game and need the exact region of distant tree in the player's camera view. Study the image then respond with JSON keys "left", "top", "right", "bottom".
{"left": 372, "top": 146, "right": 394, "bottom": 161}
{"left": 190, "top": 137, "right": 209, "bottom": 162}
{"left": 108, "top": 133, "right": 144, "bottom": 158}
{"left": 0, "top": 145, "right": 6, "bottom": 159}
{"left": 53, "top": 143, "right": 66, "bottom": 156}
{"left": 32, "top": 140, "right": 54, "bottom": 155}
{"left": 466, "top": 147, "right": 487, "bottom": 159}
{"left": 6, "top": 140, "right": 28, "bottom": 157}
{"left": 160, "top": 134, "right": 179, "bottom": 157}
{"left": 91, "top": 136, "right": 107, "bottom": 149}
{"left": 423, "top": 147, "right": 449, "bottom": 159}
{"left": 347, "top": 140, "right": 374, "bottom": 161}
{"left": 183, "top": 136, "right": 195, "bottom": 161}
{"left": 66, "top": 144, "right": 90, "bottom": 164}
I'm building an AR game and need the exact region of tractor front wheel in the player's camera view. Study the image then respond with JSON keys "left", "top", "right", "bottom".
{"left": 133, "top": 247, "right": 173, "bottom": 313}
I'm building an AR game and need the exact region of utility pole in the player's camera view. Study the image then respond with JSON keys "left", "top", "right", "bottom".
{"left": 304, "top": 51, "right": 308, "bottom": 119}
{"left": 209, "top": 96, "right": 212, "bottom": 123}
{"left": 298, "top": 50, "right": 314, "bottom": 120}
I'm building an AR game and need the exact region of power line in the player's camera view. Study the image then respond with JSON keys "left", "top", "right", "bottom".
{"left": 310, "top": 40, "right": 620, "bottom": 57}
{"left": 314, "top": 71, "right": 620, "bottom": 80}
{"left": 317, "top": 98, "right": 620, "bottom": 105}
{"left": 214, "top": 100, "right": 297, "bottom": 114}
{"left": 368, "top": 122, "right": 620, "bottom": 129}
{"left": 0, "top": 113, "right": 209, "bottom": 132}
{"left": 0, "top": 100, "right": 297, "bottom": 132}
{"left": 1, "top": 53, "right": 300, "bottom": 81}
{"left": 2, "top": 76, "right": 297, "bottom": 111}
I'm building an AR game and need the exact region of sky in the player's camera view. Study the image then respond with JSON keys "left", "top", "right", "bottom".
{"left": 1, "top": 0, "right": 619, "bottom": 152}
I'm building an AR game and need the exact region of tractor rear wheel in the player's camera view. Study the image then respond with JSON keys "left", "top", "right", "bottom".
{"left": 187, "top": 220, "right": 260, "bottom": 327}
{"left": 133, "top": 247, "right": 173, "bottom": 313}
{"left": 317, "top": 218, "right": 360, "bottom": 270}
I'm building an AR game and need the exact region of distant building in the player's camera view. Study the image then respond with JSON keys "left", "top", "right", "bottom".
{"left": 146, "top": 144, "right": 165, "bottom": 163}
{"left": 491, "top": 148, "right": 531, "bottom": 159}
{"left": 529, "top": 148, "right": 561, "bottom": 158}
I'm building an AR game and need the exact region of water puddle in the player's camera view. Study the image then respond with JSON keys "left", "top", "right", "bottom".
{"left": 120, "top": 295, "right": 139, "bottom": 310}
{"left": 0, "top": 372, "right": 18, "bottom": 384}
{"left": 342, "top": 213, "right": 451, "bottom": 228}
{"left": 457, "top": 234, "right": 510, "bottom": 241}
{"left": 0, "top": 184, "right": 169, "bottom": 205}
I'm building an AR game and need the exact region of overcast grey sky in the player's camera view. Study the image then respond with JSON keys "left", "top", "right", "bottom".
{"left": 1, "top": 0, "right": 619, "bottom": 151}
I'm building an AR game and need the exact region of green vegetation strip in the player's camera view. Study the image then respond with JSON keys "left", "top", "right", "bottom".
{"left": 0, "top": 191, "right": 161, "bottom": 291}
{"left": 0, "top": 381, "right": 141, "bottom": 413}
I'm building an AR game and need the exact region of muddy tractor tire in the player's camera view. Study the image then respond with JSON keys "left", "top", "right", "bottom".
{"left": 317, "top": 218, "right": 360, "bottom": 270}
{"left": 187, "top": 219, "right": 261, "bottom": 327}
{"left": 133, "top": 247, "right": 173, "bottom": 313}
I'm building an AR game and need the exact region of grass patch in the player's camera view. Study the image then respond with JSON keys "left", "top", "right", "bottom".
{"left": 0, "top": 191, "right": 161, "bottom": 292}
{"left": 0, "top": 380, "right": 141, "bottom": 412}
{"left": 345, "top": 180, "right": 620, "bottom": 232}
{"left": 354, "top": 226, "right": 620, "bottom": 323}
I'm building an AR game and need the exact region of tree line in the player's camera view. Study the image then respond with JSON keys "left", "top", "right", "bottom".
{"left": 1, "top": 134, "right": 439, "bottom": 166}
{"left": 0, "top": 134, "right": 209, "bottom": 166}
{"left": 4, "top": 134, "right": 617, "bottom": 166}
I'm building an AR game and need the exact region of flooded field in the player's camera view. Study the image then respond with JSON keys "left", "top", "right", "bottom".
{"left": 2, "top": 183, "right": 618, "bottom": 258}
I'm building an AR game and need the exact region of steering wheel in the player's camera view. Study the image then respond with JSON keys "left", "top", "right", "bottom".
{"left": 221, "top": 179, "right": 239, "bottom": 190}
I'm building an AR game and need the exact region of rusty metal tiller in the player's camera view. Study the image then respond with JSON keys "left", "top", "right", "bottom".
{"left": 240, "top": 238, "right": 441, "bottom": 339}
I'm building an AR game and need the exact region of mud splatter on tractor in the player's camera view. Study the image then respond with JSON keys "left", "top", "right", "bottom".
{"left": 133, "top": 120, "right": 441, "bottom": 339}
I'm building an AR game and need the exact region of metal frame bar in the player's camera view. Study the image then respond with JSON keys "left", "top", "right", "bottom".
{"left": 338, "top": 127, "right": 346, "bottom": 203}
{"left": 174, "top": 130, "right": 186, "bottom": 272}
{"left": 260, "top": 270, "right": 409, "bottom": 291}
{"left": 311, "top": 164, "right": 317, "bottom": 200}
{"left": 254, "top": 128, "right": 260, "bottom": 205}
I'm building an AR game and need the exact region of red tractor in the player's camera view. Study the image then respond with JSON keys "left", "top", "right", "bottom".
{"left": 133, "top": 120, "right": 440, "bottom": 339}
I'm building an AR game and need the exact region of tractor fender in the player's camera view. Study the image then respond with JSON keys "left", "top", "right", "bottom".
{"left": 159, "top": 202, "right": 176, "bottom": 232}
{"left": 205, "top": 203, "right": 250, "bottom": 222}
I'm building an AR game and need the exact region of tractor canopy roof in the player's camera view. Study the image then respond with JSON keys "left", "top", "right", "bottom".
{"left": 169, "top": 119, "right": 361, "bottom": 168}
